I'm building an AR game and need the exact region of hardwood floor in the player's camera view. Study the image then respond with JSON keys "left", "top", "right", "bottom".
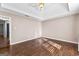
{"left": 0, "top": 36, "right": 9, "bottom": 48}
{"left": 78, "top": 52, "right": 79, "bottom": 55}
{"left": 0, "top": 37, "right": 78, "bottom": 56}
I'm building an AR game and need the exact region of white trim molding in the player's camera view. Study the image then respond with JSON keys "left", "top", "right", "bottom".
{"left": 0, "top": 15, "right": 11, "bottom": 20}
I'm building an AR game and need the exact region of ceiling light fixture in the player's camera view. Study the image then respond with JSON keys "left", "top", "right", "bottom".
{"left": 39, "top": 0, "right": 44, "bottom": 10}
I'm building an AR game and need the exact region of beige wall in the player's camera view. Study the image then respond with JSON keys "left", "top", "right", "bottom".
{"left": 75, "top": 15, "right": 79, "bottom": 51}
{"left": 0, "top": 11, "right": 79, "bottom": 45}
{"left": 0, "top": 11, "right": 41, "bottom": 45}
{"left": 0, "top": 24, "right": 3, "bottom": 35}
{"left": 42, "top": 15, "right": 78, "bottom": 44}
{"left": 0, "top": 21, "right": 5, "bottom": 36}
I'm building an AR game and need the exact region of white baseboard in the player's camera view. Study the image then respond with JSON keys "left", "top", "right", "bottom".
{"left": 43, "top": 37, "right": 78, "bottom": 44}
{"left": 10, "top": 40, "right": 29, "bottom": 45}
{"left": 10, "top": 37, "right": 41, "bottom": 45}
{"left": 10, "top": 37, "right": 78, "bottom": 45}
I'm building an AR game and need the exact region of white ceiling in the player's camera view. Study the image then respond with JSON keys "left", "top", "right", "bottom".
{"left": 0, "top": 3, "right": 79, "bottom": 21}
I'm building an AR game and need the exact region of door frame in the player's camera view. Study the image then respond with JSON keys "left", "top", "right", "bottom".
{"left": 0, "top": 15, "right": 11, "bottom": 45}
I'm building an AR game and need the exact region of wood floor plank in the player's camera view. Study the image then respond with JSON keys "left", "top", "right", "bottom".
{"left": 0, "top": 37, "right": 78, "bottom": 56}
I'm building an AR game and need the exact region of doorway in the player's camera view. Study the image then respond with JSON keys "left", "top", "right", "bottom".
{"left": 0, "top": 20, "right": 10, "bottom": 48}
{"left": 7, "top": 23, "right": 9, "bottom": 39}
